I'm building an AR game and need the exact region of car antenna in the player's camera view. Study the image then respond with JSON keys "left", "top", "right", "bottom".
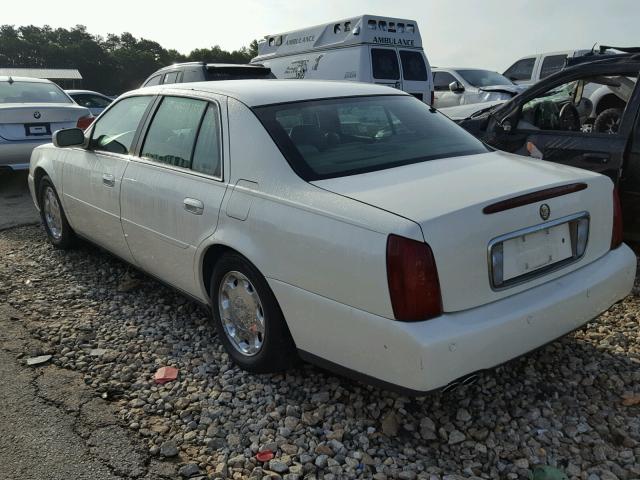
{"left": 8, "top": 76, "right": 14, "bottom": 84}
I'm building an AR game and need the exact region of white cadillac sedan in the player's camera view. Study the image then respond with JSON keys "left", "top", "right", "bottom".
{"left": 28, "top": 80, "right": 636, "bottom": 394}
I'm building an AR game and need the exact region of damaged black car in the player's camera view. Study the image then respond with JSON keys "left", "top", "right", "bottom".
{"left": 454, "top": 50, "right": 640, "bottom": 238}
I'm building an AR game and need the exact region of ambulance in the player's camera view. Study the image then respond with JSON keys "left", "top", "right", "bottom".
{"left": 251, "top": 15, "right": 434, "bottom": 104}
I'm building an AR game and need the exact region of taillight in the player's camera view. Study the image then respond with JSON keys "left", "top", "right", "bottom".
{"left": 386, "top": 234, "right": 442, "bottom": 321}
{"left": 611, "top": 188, "right": 623, "bottom": 249}
{"left": 77, "top": 115, "right": 94, "bottom": 130}
{"left": 430, "top": 90, "right": 435, "bottom": 106}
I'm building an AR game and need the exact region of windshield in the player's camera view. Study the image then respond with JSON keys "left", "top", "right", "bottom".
{"left": 457, "top": 70, "right": 514, "bottom": 87}
{"left": 254, "top": 95, "right": 489, "bottom": 181}
{"left": 0, "top": 81, "right": 72, "bottom": 104}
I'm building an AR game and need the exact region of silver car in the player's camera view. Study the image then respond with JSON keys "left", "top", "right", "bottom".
{"left": 432, "top": 68, "right": 526, "bottom": 109}
{"left": 0, "top": 77, "right": 92, "bottom": 171}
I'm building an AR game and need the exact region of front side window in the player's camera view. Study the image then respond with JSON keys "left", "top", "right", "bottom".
{"left": 255, "top": 95, "right": 488, "bottom": 180}
{"left": 400, "top": 51, "right": 427, "bottom": 81}
{"left": 520, "top": 73, "right": 638, "bottom": 132}
{"left": 539, "top": 55, "right": 568, "bottom": 79}
{"left": 433, "top": 72, "right": 456, "bottom": 91}
{"left": 144, "top": 75, "right": 162, "bottom": 87}
{"left": 504, "top": 58, "right": 535, "bottom": 81}
{"left": 371, "top": 49, "right": 399, "bottom": 80}
{"left": 142, "top": 97, "right": 207, "bottom": 168}
{"left": 0, "top": 80, "right": 71, "bottom": 104}
{"left": 457, "top": 69, "right": 513, "bottom": 87}
{"left": 91, "top": 96, "right": 153, "bottom": 154}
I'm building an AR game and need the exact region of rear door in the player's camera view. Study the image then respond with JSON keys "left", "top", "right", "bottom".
{"left": 121, "top": 93, "right": 228, "bottom": 295}
{"left": 399, "top": 50, "right": 430, "bottom": 102}
{"left": 370, "top": 47, "right": 402, "bottom": 90}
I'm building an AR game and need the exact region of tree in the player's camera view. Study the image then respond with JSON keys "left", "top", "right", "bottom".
{"left": 0, "top": 24, "right": 256, "bottom": 94}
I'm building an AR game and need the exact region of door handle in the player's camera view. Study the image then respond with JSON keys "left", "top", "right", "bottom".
{"left": 183, "top": 198, "right": 204, "bottom": 215}
{"left": 102, "top": 173, "right": 115, "bottom": 187}
{"left": 582, "top": 153, "right": 610, "bottom": 164}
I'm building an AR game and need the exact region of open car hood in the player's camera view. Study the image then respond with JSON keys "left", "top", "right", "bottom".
{"left": 479, "top": 84, "right": 526, "bottom": 95}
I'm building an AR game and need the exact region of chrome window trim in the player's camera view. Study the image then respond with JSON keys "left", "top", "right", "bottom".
{"left": 487, "top": 211, "right": 590, "bottom": 291}
{"left": 138, "top": 95, "right": 224, "bottom": 182}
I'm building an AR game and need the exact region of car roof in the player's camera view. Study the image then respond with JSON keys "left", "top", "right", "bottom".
{"left": 433, "top": 67, "right": 497, "bottom": 72}
{"left": 565, "top": 52, "right": 640, "bottom": 68}
{"left": 65, "top": 89, "right": 107, "bottom": 95}
{"left": 0, "top": 76, "right": 53, "bottom": 83}
{"left": 154, "top": 62, "right": 268, "bottom": 73}
{"left": 132, "top": 79, "right": 408, "bottom": 107}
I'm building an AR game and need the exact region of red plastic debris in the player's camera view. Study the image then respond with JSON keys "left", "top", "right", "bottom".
{"left": 255, "top": 450, "right": 274, "bottom": 462}
{"left": 154, "top": 366, "right": 179, "bottom": 384}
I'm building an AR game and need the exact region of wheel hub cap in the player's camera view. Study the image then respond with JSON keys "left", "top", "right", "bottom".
{"left": 218, "top": 271, "right": 265, "bottom": 356}
{"left": 43, "top": 187, "right": 63, "bottom": 240}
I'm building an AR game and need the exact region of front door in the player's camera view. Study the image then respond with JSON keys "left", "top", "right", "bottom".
{"left": 121, "top": 94, "right": 228, "bottom": 296}
{"left": 62, "top": 95, "right": 155, "bottom": 263}
{"left": 370, "top": 47, "right": 402, "bottom": 91}
{"left": 432, "top": 71, "right": 461, "bottom": 108}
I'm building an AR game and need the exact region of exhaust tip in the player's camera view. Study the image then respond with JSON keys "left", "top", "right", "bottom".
{"left": 442, "top": 372, "right": 482, "bottom": 393}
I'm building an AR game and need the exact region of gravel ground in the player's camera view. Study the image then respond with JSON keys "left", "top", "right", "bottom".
{"left": 1, "top": 225, "right": 640, "bottom": 480}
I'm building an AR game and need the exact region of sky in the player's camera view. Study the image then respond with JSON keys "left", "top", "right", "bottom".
{"left": 2, "top": 0, "right": 638, "bottom": 72}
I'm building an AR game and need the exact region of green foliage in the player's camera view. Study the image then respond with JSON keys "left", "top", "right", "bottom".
{"left": 0, "top": 24, "right": 256, "bottom": 95}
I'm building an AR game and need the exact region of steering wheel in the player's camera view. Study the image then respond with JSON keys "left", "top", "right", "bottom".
{"left": 559, "top": 103, "right": 581, "bottom": 131}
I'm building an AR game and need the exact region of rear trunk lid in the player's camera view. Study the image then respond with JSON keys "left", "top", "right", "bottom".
{"left": 313, "top": 151, "right": 614, "bottom": 312}
{"left": 0, "top": 103, "right": 89, "bottom": 141}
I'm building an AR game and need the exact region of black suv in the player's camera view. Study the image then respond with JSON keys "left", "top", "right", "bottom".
{"left": 456, "top": 51, "right": 640, "bottom": 238}
{"left": 141, "top": 62, "right": 275, "bottom": 88}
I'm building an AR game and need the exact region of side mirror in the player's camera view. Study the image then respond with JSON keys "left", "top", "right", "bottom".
{"left": 449, "top": 80, "right": 465, "bottom": 94}
{"left": 53, "top": 128, "right": 86, "bottom": 148}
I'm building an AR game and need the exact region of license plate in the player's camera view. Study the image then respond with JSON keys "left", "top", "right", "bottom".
{"left": 25, "top": 124, "right": 50, "bottom": 136}
{"left": 502, "top": 223, "right": 572, "bottom": 281}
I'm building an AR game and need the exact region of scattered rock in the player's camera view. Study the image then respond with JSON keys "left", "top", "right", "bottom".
{"left": 178, "top": 463, "right": 200, "bottom": 477}
{"left": 26, "top": 355, "right": 52, "bottom": 366}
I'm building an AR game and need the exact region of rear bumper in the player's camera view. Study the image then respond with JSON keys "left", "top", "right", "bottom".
{"left": 0, "top": 139, "right": 49, "bottom": 169}
{"left": 270, "top": 245, "right": 636, "bottom": 393}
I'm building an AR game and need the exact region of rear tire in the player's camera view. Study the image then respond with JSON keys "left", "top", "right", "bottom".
{"left": 210, "top": 253, "right": 297, "bottom": 373}
{"left": 38, "top": 176, "right": 75, "bottom": 249}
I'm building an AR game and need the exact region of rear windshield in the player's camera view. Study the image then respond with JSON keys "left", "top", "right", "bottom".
{"left": 254, "top": 95, "right": 488, "bottom": 180}
{"left": 457, "top": 70, "right": 514, "bottom": 87}
{"left": 0, "top": 81, "right": 71, "bottom": 104}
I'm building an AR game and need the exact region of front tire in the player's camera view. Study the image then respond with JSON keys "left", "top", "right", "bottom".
{"left": 210, "top": 253, "right": 297, "bottom": 373}
{"left": 38, "top": 176, "right": 75, "bottom": 249}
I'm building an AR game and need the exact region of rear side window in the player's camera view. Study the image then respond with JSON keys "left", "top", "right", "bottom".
{"left": 504, "top": 58, "right": 535, "bottom": 81}
{"left": 539, "top": 54, "right": 568, "bottom": 79}
{"left": 91, "top": 96, "right": 153, "bottom": 155}
{"left": 183, "top": 69, "right": 204, "bottom": 83}
{"left": 255, "top": 95, "right": 488, "bottom": 181}
{"left": 371, "top": 49, "right": 400, "bottom": 80}
{"left": 142, "top": 97, "right": 207, "bottom": 168}
{"left": 163, "top": 71, "right": 181, "bottom": 84}
{"left": 400, "top": 51, "right": 427, "bottom": 81}
{"left": 191, "top": 105, "right": 222, "bottom": 177}
{"left": 144, "top": 75, "right": 162, "bottom": 87}
{"left": 433, "top": 72, "right": 456, "bottom": 91}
